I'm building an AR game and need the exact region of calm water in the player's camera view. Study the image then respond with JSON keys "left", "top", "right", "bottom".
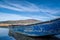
{"left": 0, "top": 28, "right": 16, "bottom": 40}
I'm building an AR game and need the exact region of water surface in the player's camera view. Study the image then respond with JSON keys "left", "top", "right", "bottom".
{"left": 0, "top": 28, "right": 15, "bottom": 40}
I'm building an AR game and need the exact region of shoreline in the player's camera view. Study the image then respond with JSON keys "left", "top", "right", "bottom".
{"left": 0, "top": 26, "right": 8, "bottom": 28}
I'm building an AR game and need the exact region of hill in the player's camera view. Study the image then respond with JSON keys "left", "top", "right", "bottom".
{"left": 0, "top": 19, "right": 40, "bottom": 27}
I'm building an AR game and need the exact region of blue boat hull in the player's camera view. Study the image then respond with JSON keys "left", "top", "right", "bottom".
{"left": 9, "top": 18, "right": 60, "bottom": 36}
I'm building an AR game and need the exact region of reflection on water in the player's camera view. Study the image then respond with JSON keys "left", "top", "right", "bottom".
{"left": 0, "top": 28, "right": 15, "bottom": 40}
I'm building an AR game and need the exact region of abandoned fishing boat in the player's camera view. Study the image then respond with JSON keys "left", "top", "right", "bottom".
{"left": 9, "top": 18, "right": 60, "bottom": 36}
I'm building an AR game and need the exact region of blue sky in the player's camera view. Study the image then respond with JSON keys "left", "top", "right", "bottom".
{"left": 0, "top": 0, "right": 60, "bottom": 21}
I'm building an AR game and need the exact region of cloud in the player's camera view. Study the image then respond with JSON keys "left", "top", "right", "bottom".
{"left": 0, "top": 0, "right": 60, "bottom": 21}
{"left": 0, "top": 12, "right": 32, "bottom": 21}
{"left": 0, "top": 1, "right": 40, "bottom": 12}
{"left": 0, "top": 0, "right": 60, "bottom": 13}
{"left": 7, "top": 1, "right": 40, "bottom": 12}
{"left": 28, "top": 15, "right": 58, "bottom": 21}
{"left": 0, "top": 12, "right": 55, "bottom": 21}
{"left": 0, "top": 4, "right": 24, "bottom": 12}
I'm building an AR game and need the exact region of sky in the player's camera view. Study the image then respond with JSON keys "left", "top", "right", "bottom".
{"left": 0, "top": 0, "right": 60, "bottom": 21}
